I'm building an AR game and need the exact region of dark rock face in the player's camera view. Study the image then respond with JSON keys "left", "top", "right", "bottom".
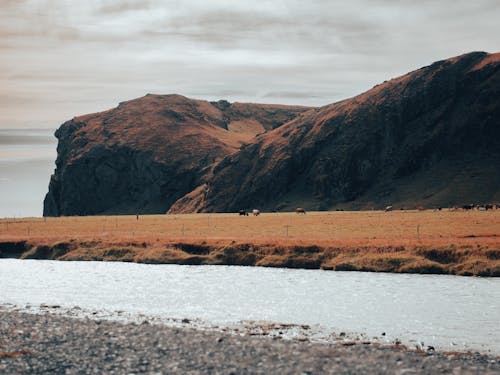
{"left": 171, "top": 51, "right": 500, "bottom": 212}
{"left": 44, "top": 146, "right": 197, "bottom": 215}
{"left": 44, "top": 95, "right": 311, "bottom": 216}
{"left": 45, "top": 52, "right": 500, "bottom": 216}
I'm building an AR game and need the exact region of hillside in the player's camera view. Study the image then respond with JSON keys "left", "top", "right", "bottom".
{"left": 170, "top": 51, "right": 500, "bottom": 212}
{"left": 43, "top": 95, "right": 311, "bottom": 215}
{"left": 44, "top": 52, "right": 500, "bottom": 216}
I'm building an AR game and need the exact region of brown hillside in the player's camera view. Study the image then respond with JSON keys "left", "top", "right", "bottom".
{"left": 170, "top": 52, "right": 500, "bottom": 213}
{"left": 43, "top": 95, "right": 311, "bottom": 216}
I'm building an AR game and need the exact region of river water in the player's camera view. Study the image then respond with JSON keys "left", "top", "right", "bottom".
{"left": 1, "top": 259, "right": 499, "bottom": 354}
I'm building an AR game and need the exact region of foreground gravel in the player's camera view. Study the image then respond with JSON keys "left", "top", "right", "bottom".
{"left": 1, "top": 310, "right": 499, "bottom": 374}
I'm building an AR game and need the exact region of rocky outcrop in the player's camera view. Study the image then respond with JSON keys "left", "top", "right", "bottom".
{"left": 170, "top": 51, "right": 500, "bottom": 212}
{"left": 43, "top": 95, "right": 311, "bottom": 216}
{"left": 45, "top": 52, "right": 500, "bottom": 216}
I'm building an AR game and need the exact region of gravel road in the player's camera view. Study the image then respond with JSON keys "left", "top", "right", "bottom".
{"left": 1, "top": 309, "right": 499, "bottom": 374}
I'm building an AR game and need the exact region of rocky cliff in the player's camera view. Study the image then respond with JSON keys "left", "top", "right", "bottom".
{"left": 43, "top": 95, "right": 311, "bottom": 215}
{"left": 45, "top": 52, "right": 500, "bottom": 216}
{"left": 171, "top": 51, "right": 500, "bottom": 212}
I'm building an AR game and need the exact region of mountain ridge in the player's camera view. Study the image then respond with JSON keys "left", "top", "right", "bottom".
{"left": 43, "top": 95, "right": 312, "bottom": 215}
{"left": 44, "top": 51, "right": 500, "bottom": 216}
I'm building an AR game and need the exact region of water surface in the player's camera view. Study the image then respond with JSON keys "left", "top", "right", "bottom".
{"left": 1, "top": 259, "right": 499, "bottom": 354}
{"left": 0, "top": 129, "right": 56, "bottom": 217}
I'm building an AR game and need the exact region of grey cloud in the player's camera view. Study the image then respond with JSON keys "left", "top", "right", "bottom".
{"left": 0, "top": 0, "right": 499, "bottom": 130}
{"left": 148, "top": 5, "right": 384, "bottom": 52}
{"left": 97, "top": 0, "right": 155, "bottom": 15}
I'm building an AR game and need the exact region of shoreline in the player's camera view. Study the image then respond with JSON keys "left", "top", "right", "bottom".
{"left": 1, "top": 210, "right": 499, "bottom": 276}
{"left": 3, "top": 303, "right": 499, "bottom": 356}
{"left": 1, "top": 238, "right": 499, "bottom": 276}
{"left": 1, "top": 307, "right": 499, "bottom": 374}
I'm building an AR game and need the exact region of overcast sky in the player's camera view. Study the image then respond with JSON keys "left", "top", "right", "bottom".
{"left": 1, "top": 0, "right": 499, "bottom": 129}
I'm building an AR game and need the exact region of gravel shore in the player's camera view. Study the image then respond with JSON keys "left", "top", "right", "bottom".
{"left": 1, "top": 309, "right": 499, "bottom": 374}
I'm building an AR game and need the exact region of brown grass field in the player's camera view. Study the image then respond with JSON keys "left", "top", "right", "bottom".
{"left": 0, "top": 210, "right": 499, "bottom": 276}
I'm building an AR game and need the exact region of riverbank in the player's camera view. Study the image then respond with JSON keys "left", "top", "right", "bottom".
{"left": 1, "top": 308, "right": 499, "bottom": 374}
{"left": 1, "top": 238, "right": 499, "bottom": 276}
{"left": 1, "top": 210, "right": 499, "bottom": 276}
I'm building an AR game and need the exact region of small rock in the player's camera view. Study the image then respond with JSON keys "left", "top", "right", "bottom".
{"left": 397, "top": 369, "right": 417, "bottom": 374}
{"left": 341, "top": 341, "right": 356, "bottom": 346}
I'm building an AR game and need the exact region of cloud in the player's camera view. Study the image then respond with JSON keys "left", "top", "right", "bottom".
{"left": 0, "top": 0, "right": 499, "bottom": 129}
{"left": 97, "top": 0, "right": 154, "bottom": 15}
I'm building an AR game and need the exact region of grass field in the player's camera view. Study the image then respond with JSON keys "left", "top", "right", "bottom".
{"left": 0, "top": 210, "right": 499, "bottom": 276}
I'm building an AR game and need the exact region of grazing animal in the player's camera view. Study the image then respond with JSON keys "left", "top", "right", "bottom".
{"left": 462, "top": 204, "right": 475, "bottom": 210}
{"left": 252, "top": 209, "right": 260, "bottom": 216}
{"left": 484, "top": 204, "right": 494, "bottom": 210}
{"left": 296, "top": 207, "right": 306, "bottom": 214}
{"left": 239, "top": 210, "right": 249, "bottom": 216}
{"left": 385, "top": 205, "right": 393, "bottom": 212}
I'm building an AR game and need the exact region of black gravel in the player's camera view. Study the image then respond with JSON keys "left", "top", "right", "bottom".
{"left": 1, "top": 310, "right": 499, "bottom": 374}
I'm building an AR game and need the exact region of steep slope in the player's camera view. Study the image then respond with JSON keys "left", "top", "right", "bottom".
{"left": 43, "top": 95, "right": 311, "bottom": 216}
{"left": 170, "top": 51, "right": 500, "bottom": 212}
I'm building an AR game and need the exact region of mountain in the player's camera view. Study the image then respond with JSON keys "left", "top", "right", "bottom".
{"left": 43, "top": 95, "right": 311, "bottom": 215}
{"left": 44, "top": 51, "right": 500, "bottom": 216}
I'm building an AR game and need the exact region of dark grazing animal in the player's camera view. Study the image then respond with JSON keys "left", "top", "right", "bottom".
{"left": 462, "top": 204, "right": 475, "bottom": 210}
{"left": 239, "top": 210, "right": 249, "bottom": 216}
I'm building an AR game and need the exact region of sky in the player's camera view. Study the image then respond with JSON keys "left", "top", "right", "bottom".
{"left": 1, "top": 0, "right": 499, "bottom": 130}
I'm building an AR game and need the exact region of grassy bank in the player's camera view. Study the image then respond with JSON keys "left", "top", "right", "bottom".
{"left": 0, "top": 210, "right": 498, "bottom": 276}
{"left": 1, "top": 239, "right": 499, "bottom": 276}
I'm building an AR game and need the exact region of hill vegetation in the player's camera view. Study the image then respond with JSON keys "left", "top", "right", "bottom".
{"left": 44, "top": 52, "right": 500, "bottom": 216}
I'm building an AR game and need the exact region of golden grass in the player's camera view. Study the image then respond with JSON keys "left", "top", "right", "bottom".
{"left": 0, "top": 210, "right": 499, "bottom": 276}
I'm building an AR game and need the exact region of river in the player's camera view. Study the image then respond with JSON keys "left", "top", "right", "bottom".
{"left": 1, "top": 259, "right": 499, "bottom": 354}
